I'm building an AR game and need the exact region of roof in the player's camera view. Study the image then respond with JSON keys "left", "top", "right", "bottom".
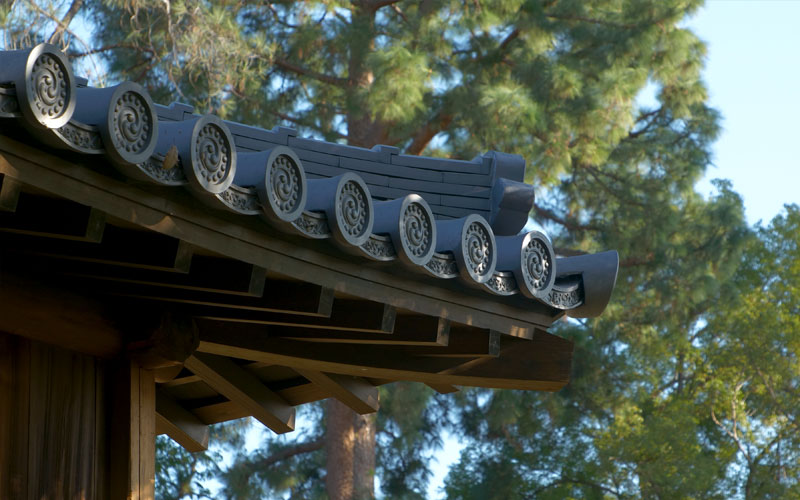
{"left": 0, "top": 43, "right": 618, "bottom": 446}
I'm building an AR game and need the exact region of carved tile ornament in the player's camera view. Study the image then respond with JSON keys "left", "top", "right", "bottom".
{"left": 400, "top": 200, "right": 434, "bottom": 262}
{"left": 484, "top": 271, "right": 518, "bottom": 296}
{"left": 360, "top": 234, "right": 397, "bottom": 261}
{"left": 0, "top": 44, "right": 76, "bottom": 129}
{"left": 28, "top": 53, "right": 70, "bottom": 125}
{"left": 337, "top": 179, "right": 370, "bottom": 241}
{"left": 111, "top": 89, "right": 154, "bottom": 159}
{"left": 54, "top": 121, "right": 104, "bottom": 153}
{"left": 217, "top": 185, "right": 260, "bottom": 215}
{"left": 192, "top": 121, "right": 234, "bottom": 193}
{"left": 521, "top": 233, "right": 555, "bottom": 299}
{"left": 546, "top": 287, "right": 583, "bottom": 309}
{"left": 263, "top": 149, "right": 306, "bottom": 222}
{"left": 138, "top": 154, "right": 188, "bottom": 185}
{"left": 292, "top": 211, "right": 331, "bottom": 239}
{"left": 462, "top": 218, "right": 495, "bottom": 282}
{"left": 424, "top": 253, "right": 459, "bottom": 278}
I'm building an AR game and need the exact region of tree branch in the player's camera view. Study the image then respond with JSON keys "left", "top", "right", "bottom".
{"left": 69, "top": 43, "right": 155, "bottom": 59}
{"left": 532, "top": 202, "right": 602, "bottom": 232}
{"left": 257, "top": 439, "right": 325, "bottom": 469}
{"left": 544, "top": 13, "right": 637, "bottom": 30}
{"left": 273, "top": 57, "right": 348, "bottom": 87}
{"left": 370, "top": 0, "right": 403, "bottom": 10}
{"left": 403, "top": 112, "right": 453, "bottom": 155}
{"left": 48, "top": 0, "right": 84, "bottom": 45}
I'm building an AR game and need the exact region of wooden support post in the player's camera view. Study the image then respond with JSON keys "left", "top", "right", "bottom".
{"left": 110, "top": 360, "right": 156, "bottom": 500}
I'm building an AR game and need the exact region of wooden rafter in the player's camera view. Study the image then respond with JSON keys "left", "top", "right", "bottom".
{"left": 155, "top": 389, "right": 210, "bottom": 453}
{"left": 184, "top": 352, "right": 296, "bottom": 434}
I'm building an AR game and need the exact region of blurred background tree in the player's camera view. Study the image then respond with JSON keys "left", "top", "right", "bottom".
{"left": 3, "top": 1, "right": 798, "bottom": 498}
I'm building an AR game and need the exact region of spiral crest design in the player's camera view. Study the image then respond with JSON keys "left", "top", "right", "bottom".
{"left": 401, "top": 202, "right": 433, "bottom": 259}
{"left": 522, "top": 236, "right": 554, "bottom": 294}
{"left": 28, "top": 53, "right": 69, "bottom": 123}
{"left": 193, "top": 122, "right": 232, "bottom": 191}
{"left": 267, "top": 154, "right": 303, "bottom": 216}
{"left": 464, "top": 221, "right": 493, "bottom": 278}
{"left": 337, "top": 179, "right": 370, "bottom": 240}
{"left": 112, "top": 91, "right": 153, "bottom": 156}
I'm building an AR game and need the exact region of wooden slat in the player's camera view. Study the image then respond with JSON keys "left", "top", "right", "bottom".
{"left": 155, "top": 390, "right": 210, "bottom": 452}
{"left": 392, "top": 327, "right": 500, "bottom": 358}
{"left": 2, "top": 224, "right": 193, "bottom": 272}
{"left": 0, "top": 191, "right": 105, "bottom": 242}
{"left": 0, "top": 174, "right": 21, "bottom": 212}
{"left": 80, "top": 279, "right": 334, "bottom": 317}
{"left": 184, "top": 353, "right": 295, "bottom": 434}
{"left": 196, "top": 328, "right": 572, "bottom": 391}
{"left": 110, "top": 361, "right": 155, "bottom": 500}
{"left": 44, "top": 225, "right": 192, "bottom": 272}
{"left": 196, "top": 314, "right": 443, "bottom": 346}
{"left": 0, "top": 333, "right": 30, "bottom": 499}
{"left": 53, "top": 254, "right": 267, "bottom": 296}
{"left": 196, "top": 300, "right": 395, "bottom": 333}
{"left": 295, "top": 370, "right": 379, "bottom": 415}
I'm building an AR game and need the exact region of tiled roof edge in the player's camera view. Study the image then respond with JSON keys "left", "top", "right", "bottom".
{"left": 0, "top": 43, "right": 619, "bottom": 316}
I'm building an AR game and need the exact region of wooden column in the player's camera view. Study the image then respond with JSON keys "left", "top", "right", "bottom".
{"left": 110, "top": 359, "right": 156, "bottom": 500}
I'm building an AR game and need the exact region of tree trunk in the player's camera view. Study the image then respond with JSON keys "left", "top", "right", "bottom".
{"left": 353, "top": 412, "right": 376, "bottom": 499}
{"left": 326, "top": 398, "right": 355, "bottom": 500}
{"left": 326, "top": 399, "right": 376, "bottom": 500}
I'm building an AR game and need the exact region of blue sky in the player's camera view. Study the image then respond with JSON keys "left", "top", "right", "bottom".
{"left": 690, "top": 0, "right": 800, "bottom": 225}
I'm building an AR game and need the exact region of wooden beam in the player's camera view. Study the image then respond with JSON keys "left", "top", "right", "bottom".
{"left": 0, "top": 190, "right": 105, "bottom": 242}
{"left": 34, "top": 225, "right": 193, "bottom": 272}
{"left": 188, "top": 379, "right": 326, "bottom": 425}
{"left": 0, "top": 174, "right": 21, "bottom": 212}
{"left": 125, "top": 312, "right": 199, "bottom": 370}
{"left": 90, "top": 280, "right": 334, "bottom": 317}
{"left": 195, "top": 314, "right": 443, "bottom": 346}
{"left": 426, "top": 383, "right": 460, "bottom": 394}
{"left": 0, "top": 270, "right": 123, "bottom": 358}
{"left": 196, "top": 300, "right": 395, "bottom": 333}
{"left": 155, "top": 390, "right": 210, "bottom": 453}
{"left": 53, "top": 254, "right": 268, "bottom": 297}
{"left": 196, "top": 328, "right": 572, "bottom": 391}
{"left": 294, "top": 369, "right": 379, "bottom": 415}
{"left": 392, "top": 327, "right": 500, "bottom": 358}
{"left": 109, "top": 361, "right": 156, "bottom": 500}
{"left": 184, "top": 353, "right": 295, "bottom": 434}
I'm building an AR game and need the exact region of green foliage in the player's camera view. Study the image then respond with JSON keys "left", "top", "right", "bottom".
{"left": 156, "top": 420, "right": 249, "bottom": 500}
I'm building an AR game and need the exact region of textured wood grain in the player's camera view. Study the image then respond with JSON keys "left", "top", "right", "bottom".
{"left": 0, "top": 333, "right": 109, "bottom": 500}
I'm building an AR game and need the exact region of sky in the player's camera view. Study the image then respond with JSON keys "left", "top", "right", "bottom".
{"left": 426, "top": 1, "right": 800, "bottom": 497}
{"left": 689, "top": 0, "right": 800, "bottom": 225}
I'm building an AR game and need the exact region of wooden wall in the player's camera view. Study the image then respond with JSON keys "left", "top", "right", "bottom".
{"left": 0, "top": 332, "right": 109, "bottom": 499}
